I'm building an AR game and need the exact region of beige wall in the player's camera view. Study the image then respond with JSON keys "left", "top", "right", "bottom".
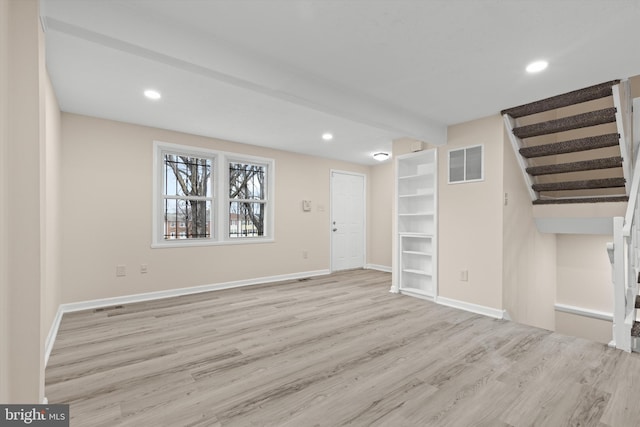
{"left": 555, "top": 234, "right": 613, "bottom": 343}
{"left": 60, "top": 114, "right": 370, "bottom": 303}
{"left": 367, "top": 161, "right": 393, "bottom": 269}
{"left": 2, "top": 0, "right": 46, "bottom": 403}
{"left": 0, "top": 0, "right": 9, "bottom": 402}
{"left": 555, "top": 312, "right": 612, "bottom": 345}
{"left": 502, "top": 127, "right": 556, "bottom": 330}
{"left": 556, "top": 234, "right": 613, "bottom": 311}
{"left": 437, "top": 115, "right": 504, "bottom": 309}
{"left": 43, "top": 71, "right": 62, "bottom": 347}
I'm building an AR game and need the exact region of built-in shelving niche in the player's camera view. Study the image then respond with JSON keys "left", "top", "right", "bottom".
{"left": 395, "top": 149, "right": 437, "bottom": 299}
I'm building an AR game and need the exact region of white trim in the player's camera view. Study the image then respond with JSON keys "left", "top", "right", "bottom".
{"left": 400, "top": 288, "right": 434, "bottom": 301}
{"left": 436, "top": 296, "right": 504, "bottom": 319}
{"left": 612, "top": 83, "right": 631, "bottom": 195}
{"left": 60, "top": 269, "right": 331, "bottom": 314}
{"left": 365, "top": 264, "right": 392, "bottom": 273}
{"left": 554, "top": 303, "right": 613, "bottom": 322}
{"left": 503, "top": 114, "right": 537, "bottom": 201}
{"left": 330, "top": 170, "right": 367, "bottom": 272}
{"left": 44, "top": 305, "right": 64, "bottom": 367}
{"left": 633, "top": 97, "right": 640, "bottom": 159}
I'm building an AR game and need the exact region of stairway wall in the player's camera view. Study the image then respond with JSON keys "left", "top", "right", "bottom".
{"left": 555, "top": 234, "right": 613, "bottom": 344}
{"left": 503, "top": 126, "right": 556, "bottom": 330}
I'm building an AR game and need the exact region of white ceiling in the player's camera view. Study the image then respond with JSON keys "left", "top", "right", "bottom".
{"left": 40, "top": 0, "right": 640, "bottom": 165}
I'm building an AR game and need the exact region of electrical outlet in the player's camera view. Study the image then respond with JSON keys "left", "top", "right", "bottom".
{"left": 116, "top": 265, "right": 126, "bottom": 277}
{"left": 302, "top": 251, "right": 308, "bottom": 259}
{"left": 460, "top": 269, "right": 468, "bottom": 282}
{"left": 140, "top": 264, "right": 148, "bottom": 274}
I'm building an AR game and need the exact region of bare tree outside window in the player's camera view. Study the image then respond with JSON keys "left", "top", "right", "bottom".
{"left": 163, "top": 154, "right": 212, "bottom": 239}
{"left": 229, "top": 162, "right": 266, "bottom": 237}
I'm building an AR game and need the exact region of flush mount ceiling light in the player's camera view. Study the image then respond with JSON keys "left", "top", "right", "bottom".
{"left": 144, "top": 89, "right": 162, "bottom": 100}
{"left": 321, "top": 132, "right": 334, "bottom": 141}
{"left": 526, "top": 60, "right": 548, "bottom": 73}
{"left": 373, "top": 152, "right": 390, "bottom": 162}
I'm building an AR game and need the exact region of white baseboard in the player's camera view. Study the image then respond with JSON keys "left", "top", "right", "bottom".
{"left": 44, "top": 305, "right": 64, "bottom": 367}
{"left": 436, "top": 296, "right": 504, "bottom": 319}
{"left": 554, "top": 303, "right": 613, "bottom": 321}
{"left": 365, "top": 264, "right": 392, "bottom": 273}
{"left": 400, "top": 289, "right": 435, "bottom": 301}
{"left": 44, "top": 269, "right": 331, "bottom": 367}
{"left": 61, "top": 269, "right": 331, "bottom": 314}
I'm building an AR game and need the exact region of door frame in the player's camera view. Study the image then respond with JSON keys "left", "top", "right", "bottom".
{"left": 329, "top": 169, "right": 367, "bottom": 272}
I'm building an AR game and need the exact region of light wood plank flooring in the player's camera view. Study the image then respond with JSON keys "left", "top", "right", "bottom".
{"left": 46, "top": 269, "right": 640, "bottom": 426}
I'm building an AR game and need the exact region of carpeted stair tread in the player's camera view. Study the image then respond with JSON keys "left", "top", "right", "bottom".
{"left": 526, "top": 157, "right": 623, "bottom": 176}
{"left": 501, "top": 80, "right": 620, "bottom": 118}
{"left": 532, "top": 196, "right": 628, "bottom": 205}
{"left": 533, "top": 196, "right": 628, "bottom": 205}
{"left": 632, "top": 321, "right": 640, "bottom": 338}
{"left": 519, "top": 133, "right": 620, "bottom": 158}
{"left": 636, "top": 295, "right": 640, "bottom": 309}
{"left": 513, "top": 108, "right": 617, "bottom": 139}
{"left": 532, "top": 177, "right": 625, "bottom": 192}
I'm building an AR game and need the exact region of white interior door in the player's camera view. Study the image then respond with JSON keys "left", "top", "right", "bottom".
{"left": 331, "top": 171, "right": 365, "bottom": 271}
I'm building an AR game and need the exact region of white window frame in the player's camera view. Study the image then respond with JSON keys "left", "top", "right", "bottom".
{"left": 225, "top": 154, "right": 274, "bottom": 242}
{"left": 447, "top": 144, "right": 484, "bottom": 184}
{"left": 152, "top": 141, "right": 275, "bottom": 248}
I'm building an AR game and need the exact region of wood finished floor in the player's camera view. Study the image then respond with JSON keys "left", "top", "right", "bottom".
{"left": 46, "top": 269, "right": 640, "bottom": 426}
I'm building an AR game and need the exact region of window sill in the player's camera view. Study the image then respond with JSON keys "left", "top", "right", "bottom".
{"left": 151, "top": 237, "right": 275, "bottom": 249}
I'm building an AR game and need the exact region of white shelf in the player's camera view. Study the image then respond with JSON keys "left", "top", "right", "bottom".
{"left": 402, "top": 268, "right": 432, "bottom": 276}
{"left": 398, "top": 190, "right": 434, "bottom": 198}
{"left": 403, "top": 250, "right": 431, "bottom": 256}
{"left": 395, "top": 149, "right": 437, "bottom": 299}
{"left": 398, "top": 212, "right": 434, "bottom": 217}
{"left": 398, "top": 172, "right": 432, "bottom": 181}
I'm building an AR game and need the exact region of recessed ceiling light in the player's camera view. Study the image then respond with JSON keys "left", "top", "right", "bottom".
{"left": 322, "top": 132, "right": 333, "bottom": 141}
{"left": 373, "top": 152, "right": 390, "bottom": 162}
{"left": 526, "top": 60, "right": 548, "bottom": 73}
{"left": 144, "top": 89, "right": 162, "bottom": 100}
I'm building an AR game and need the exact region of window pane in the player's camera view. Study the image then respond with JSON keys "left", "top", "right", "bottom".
{"left": 164, "top": 198, "right": 212, "bottom": 239}
{"left": 465, "top": 146, "right": 482, "bottom": 180}
{"left": 449, "top": 149, "right": 465, "bottom": 182}
{"left": 229, "top": 163, "right": 265, "bottom": 200}
{"left": 164, "top": 154, "right": 212, "bottom": 197}
{"left": 229, "top": 201, "right": 265, "bottom": 237}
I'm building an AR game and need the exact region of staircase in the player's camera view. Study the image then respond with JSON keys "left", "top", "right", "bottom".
{"left": 501, "top": 80, "right": 631, "bottom": 205}
{"left": 503, "top": 79, "right": 640, "bottom": 352}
